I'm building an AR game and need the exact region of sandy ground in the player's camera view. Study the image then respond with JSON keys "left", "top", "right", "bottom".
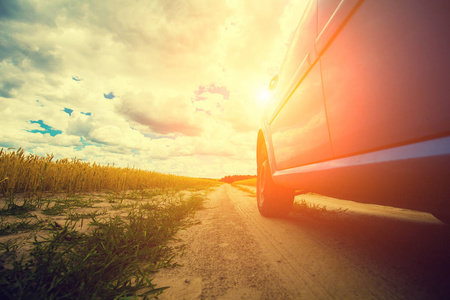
{"left": 153, "top": 184, "right": 450, "bottom": 299}
{"left": 0, "top": 190, "right": 196, "bottom": 260}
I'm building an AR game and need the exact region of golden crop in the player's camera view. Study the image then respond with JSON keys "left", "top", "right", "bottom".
{"left": 233, "top": 177, "right": 257, "bottom": 187}
{"left": 0, "top": 148, "right": 216, "bottom": 200}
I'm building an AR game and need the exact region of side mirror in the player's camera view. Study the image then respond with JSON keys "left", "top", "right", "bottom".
{"left": 269, "top": 75, "right": 278, "bottom": 91}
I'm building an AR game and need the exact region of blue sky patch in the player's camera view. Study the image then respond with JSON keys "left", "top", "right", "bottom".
{"left": 81, "top": 112, "right": 92, "bottom": 116}
{"left": 27, "top": 120, "right": 62, "bottom": 136}
{"left": 75, "top": 137, "right": 90, "bottom": 150}
{"left": 0, "top": 143, "right": 14, "bottom": 149}
{"left": 63, "top": 107, "right": 73, "bottom": 116}
{"left": 103, "top": 92, "right": 115, "bottom": 99}
{"left": 75, "top": 137, "right": 101, "bottom": 151}
{"left": 142, "top": 132, "right": 177, "bottom": 140}
{"left": 131, "top": 149, "right": 140, "bottom": 156}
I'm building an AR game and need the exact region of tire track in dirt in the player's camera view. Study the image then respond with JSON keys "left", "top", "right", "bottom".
{"left": 153, "top": 185, "right": 292, "bottom": 299}
{"left": 227, "top": 185, "right": 404, "bottom": 299}
{"left": 154, "top": 184, "right": 448, "bottom": 299}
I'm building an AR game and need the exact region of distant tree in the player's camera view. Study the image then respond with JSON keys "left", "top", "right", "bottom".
{"left": 219, "top": 175, "right": 256, "bottom": 184}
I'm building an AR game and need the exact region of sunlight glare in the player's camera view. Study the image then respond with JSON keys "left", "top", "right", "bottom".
{"left": 258, "top": 89, "right": 271, "bottom": 106}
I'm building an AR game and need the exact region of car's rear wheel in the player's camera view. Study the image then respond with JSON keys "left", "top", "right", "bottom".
{"left": 257, "top": 144, "right": 294, "bottom": 217}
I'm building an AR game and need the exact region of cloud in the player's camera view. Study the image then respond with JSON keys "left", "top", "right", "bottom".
{"left": 117, "top": 92, "right": 203, "bottom": 136}
{"left": 195, "top": 84, "right": 230, "bottom": 100}
{"left": 64, "top": 116, "right": 91, "bottom": 139}
{"left": 0, "top": 0, "right": 35, "bottom": 22}
{"left": 0, "top": 78, "right": 24, "bottom": 98}
{"left": 0, "top": 32, "right": 58, "bottom": 72}
{"left": 0, "top": 0, "right": 304, "bottom": 178}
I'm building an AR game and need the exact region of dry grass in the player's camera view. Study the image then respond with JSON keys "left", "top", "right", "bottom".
{"left": 231, "top": 178, "right": 257, "bottom": 197}
{"left": 231, "top": 184, "right": 256, "bottom": 197}
{"left": 233, "top": 178, "right": 257, "bottom": 187}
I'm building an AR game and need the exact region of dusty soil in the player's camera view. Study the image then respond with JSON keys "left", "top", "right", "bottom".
{"left": 154, "top": 184, "right": 450, "bottom": 299}
{"left": 0, "top": 190, "right": 198, "bottom": 260}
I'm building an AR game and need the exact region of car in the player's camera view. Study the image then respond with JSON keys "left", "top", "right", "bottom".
{"left": 256, "top": 0, "right": 450, "bottom": 223}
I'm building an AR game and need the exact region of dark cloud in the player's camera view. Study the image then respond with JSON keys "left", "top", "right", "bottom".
{"left": 0, "top": 0, "right": 33, "bottom": 20}
{"left": 0, "top": 33, "right": 58, "bottom": 71}
{"left": 0, "top": 0, "right": 57, "bottom": 26}
{"left": 0, "top": 1, "right": 62, "bottom": 73}
{"left": 0, "top": 78, "right": 24, "bottom": 98}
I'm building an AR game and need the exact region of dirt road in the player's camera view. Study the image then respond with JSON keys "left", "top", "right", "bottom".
{"left": 154, "top": 184, "right": 450, "bottom": 299}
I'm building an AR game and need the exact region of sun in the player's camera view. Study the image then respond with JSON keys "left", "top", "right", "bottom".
{"left": 258, "top": 89, "right": 271, "bottom": 105}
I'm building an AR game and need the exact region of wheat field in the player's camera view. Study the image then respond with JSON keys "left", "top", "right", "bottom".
{"left": 0, "top": 147, "right": 219, "bottom": 299}
{"left": 0, "top": 147, "right": 216, "bottom": 201}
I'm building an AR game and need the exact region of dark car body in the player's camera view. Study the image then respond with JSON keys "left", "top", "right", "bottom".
{"left": 256, "top": 0, "right": 450, "bottom": 221}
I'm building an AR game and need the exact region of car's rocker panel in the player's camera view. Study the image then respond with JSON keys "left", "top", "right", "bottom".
{"left": 272, "top": 136, "right": 450, "bottom": 213}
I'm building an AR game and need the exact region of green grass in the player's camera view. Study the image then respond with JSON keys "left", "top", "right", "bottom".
{"left": 40, "top": 195, "right": 103, "bottom": 216}
{"left": 0, "top": 192, "right": 207, "bottom": 299}
{"left": 0, "top": 218, "right": 44, "bottom": 237}
{"left": 0, "top": 203, "right": 35, "bottom": 217}
{"left": 66, "top": 210, "right": 107, "bottom": 222}
{"left": 292, "top": 199, "right": 348, "bottom": 218}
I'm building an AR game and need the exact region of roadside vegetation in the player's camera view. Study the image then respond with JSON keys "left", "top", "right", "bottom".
{"left": 220, "top": 175, "right": 255, "bottom": 184}
{"left": 231, "top": 178, "right": 257, "bottom": 197}
{"left": 0, "top": 148, "right": 213, "bottom": 202}
{"left": 292, "top": 199, "right": 348, "bottom": 219}
{"left": 0, "top": 148, "right": 218, "bottom": 299}
{"left": 232, "top": 178, "right": 256, "bottom": 187}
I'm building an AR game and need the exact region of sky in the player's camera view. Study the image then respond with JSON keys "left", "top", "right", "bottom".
{"left": 0, "top": 0, "right": 307, "bottom": 178}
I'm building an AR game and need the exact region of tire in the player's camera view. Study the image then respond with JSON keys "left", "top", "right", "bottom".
{"left": 257, "top": 144, "right": 294, "bottom": 218}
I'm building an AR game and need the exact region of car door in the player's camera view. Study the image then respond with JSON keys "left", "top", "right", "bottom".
{"left": 320, "top": 0, "right": 450, "bottom": 157}
{"left": 268, "top": 0, "right": 333, "bottom": 171}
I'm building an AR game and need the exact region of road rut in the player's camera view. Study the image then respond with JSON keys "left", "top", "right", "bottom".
{"left": 154, "top": 185, "right": 450, "bottom": 299}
